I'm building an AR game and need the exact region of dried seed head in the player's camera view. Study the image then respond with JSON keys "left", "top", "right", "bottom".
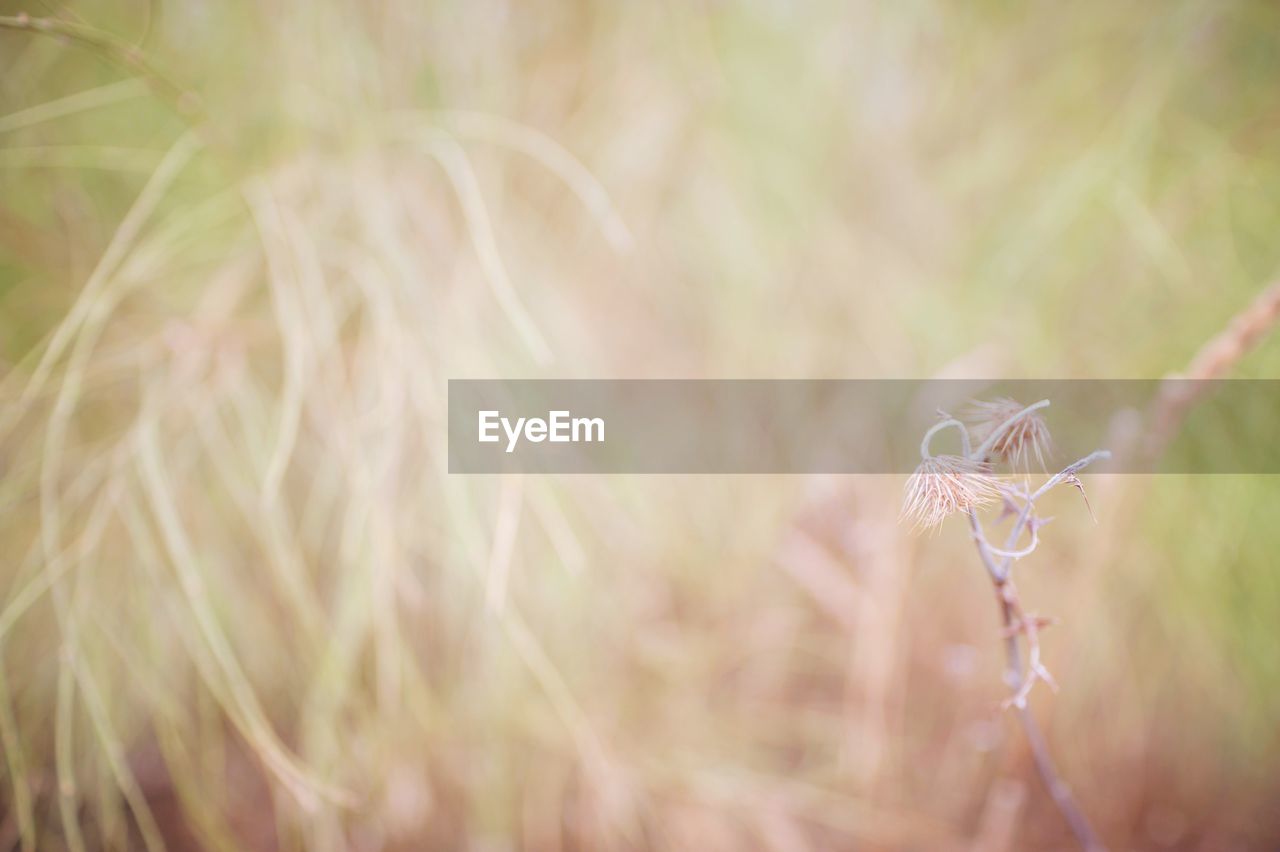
{"left": 965, "top": 397, "right": 1053, "bottom": 471}
{"left": 901, "top": 455, "right": 1000, "bottom": 532}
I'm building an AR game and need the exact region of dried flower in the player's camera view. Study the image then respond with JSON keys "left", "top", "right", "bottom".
{"left": 965, "top": 397, "right": 1053, "bottom": 471}
{"left": 901, "top": 454, "right": 1000, "bottom": 532}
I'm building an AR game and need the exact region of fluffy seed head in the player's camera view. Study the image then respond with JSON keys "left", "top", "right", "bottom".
{"left": 965, "top": 397, "right": 1053, "bottom": 471}
{"left": 901, "top": 455, "right": 1000, "bottom": 532}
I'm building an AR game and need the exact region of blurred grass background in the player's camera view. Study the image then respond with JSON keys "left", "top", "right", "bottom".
{"left": 2, "top": 0, "right": 1280, "bottom": 849}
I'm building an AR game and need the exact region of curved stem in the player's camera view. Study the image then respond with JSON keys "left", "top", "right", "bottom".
{"left": 985, "top": 526, "right": 1039, "bottom": 559}
{"left": 996, "top": 450, "right": 1111, "bottom": 580}
{"left": 920, "top": 417, "right": 971, "bottom": 459}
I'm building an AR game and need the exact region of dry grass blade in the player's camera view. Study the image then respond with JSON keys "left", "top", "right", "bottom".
{"left": 1149, "top": 279, "right": 1280, "bottom": 455}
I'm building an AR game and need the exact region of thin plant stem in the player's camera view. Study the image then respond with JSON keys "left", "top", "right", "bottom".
{"left": 998, "top": 593, "right": 1105, "bottom": 852}
{"left": 992, "top": 450, "right": 1110, "bottom": 581}
{"left": 920, "top": 417, "right": 970, "bottom": 458}
{"left": 967, "top": 488, "right": 1107, "bottom": 851}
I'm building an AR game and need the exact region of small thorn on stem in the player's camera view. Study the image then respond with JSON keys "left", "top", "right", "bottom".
{"left": 1063, "top": 473, "right": 1097, "bottom": 523}
{"left": 1002, "top": 615, "right": 1059, "bottom": 638}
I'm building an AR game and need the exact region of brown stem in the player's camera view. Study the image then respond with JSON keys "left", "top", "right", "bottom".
{"left": 997, "top": 585, "right": 1105, "bottom": 852}
{"left": 967, "top": 509, "right": 1105, "bottom": 851}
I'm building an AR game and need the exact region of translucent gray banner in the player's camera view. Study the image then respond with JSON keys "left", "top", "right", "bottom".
{"left": 447, "top": 380, "right": 1280, "bottom": 473}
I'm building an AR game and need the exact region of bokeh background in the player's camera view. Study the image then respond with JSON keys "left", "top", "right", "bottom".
{"left": 3, "top": 1, "right": 1280, "bottom": 849}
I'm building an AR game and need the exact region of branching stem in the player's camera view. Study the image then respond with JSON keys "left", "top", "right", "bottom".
{"left": 963, "top": 446, "right": 1111, "bottom": 851}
